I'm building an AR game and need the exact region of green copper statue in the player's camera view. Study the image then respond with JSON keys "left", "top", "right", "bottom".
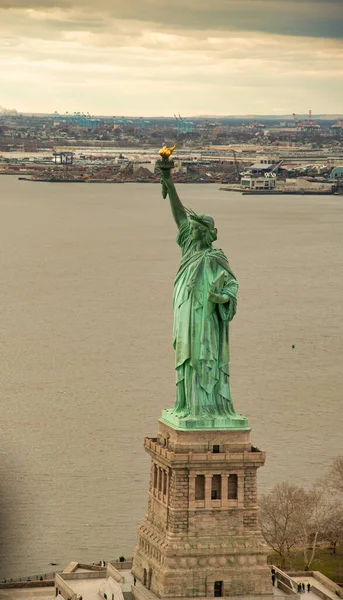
{"left": 157, "top": 146, "right": 248, "bottom": 430}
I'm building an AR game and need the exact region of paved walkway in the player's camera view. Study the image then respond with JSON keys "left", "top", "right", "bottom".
{"left": 292, "top": 576, "right": 338, "bottom": 600}
{"left": 273, "top": 585, "right": 289, "bottom": 597}
{"left": 68, "top": 577, "right": 107, "bottom": 600}
{"left": 120, "top": 569, "right": 134, "bottom": 593}
{"left": 62, "top": 568, "right": 134, "bottom": 600}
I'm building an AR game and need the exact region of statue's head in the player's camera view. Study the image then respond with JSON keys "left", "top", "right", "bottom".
{"left": 187, "top": 210, "right": 217, "bottom": 245}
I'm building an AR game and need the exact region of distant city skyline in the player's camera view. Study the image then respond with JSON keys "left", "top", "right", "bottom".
{"left": 1, "top": 0, "right": 342, "bottom": 115}
{"left": 2, "top": 110, "right": 343, "bottom": 120}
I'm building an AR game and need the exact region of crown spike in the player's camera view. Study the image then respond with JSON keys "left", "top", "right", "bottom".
{"left": 185, "top": 207, "right": 209, "bottom": 228}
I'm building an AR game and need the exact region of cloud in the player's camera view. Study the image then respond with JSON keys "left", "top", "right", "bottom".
{"left": 0, "top": 0, "right": 342, "bottom": 39}
{"left": 0, "top": 0, "right": 342, "bottom": 114}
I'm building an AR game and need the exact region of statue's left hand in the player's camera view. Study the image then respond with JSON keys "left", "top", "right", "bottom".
{"left": 208, "top": 287, "right": 230, "bottom": 304}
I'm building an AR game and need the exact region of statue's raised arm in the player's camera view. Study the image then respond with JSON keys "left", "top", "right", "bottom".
{"left": 157, "top": 145, "right": 187, "bottom": 229}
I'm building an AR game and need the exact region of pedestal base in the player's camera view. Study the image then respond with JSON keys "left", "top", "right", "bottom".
{"left": 160, "top": 408, "right": 249, "bottom": 431}
{"left": 132, "top": 425, "right": 271, "bottom": 598}
{"left": 132, "top": 582, "right": 274, "bottom": 600}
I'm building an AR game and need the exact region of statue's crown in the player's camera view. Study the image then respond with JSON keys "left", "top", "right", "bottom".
{"left": 186, "top": 208, "right": 212, "bottom": 229}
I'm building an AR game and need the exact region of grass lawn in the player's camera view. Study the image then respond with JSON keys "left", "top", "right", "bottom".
{"left": 268, "top": 545, "right": 343, "bottom": 584}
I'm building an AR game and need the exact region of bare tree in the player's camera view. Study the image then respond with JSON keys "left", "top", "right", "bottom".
{"left": 320, "top": 501, "right": 343, "bottom": 554}
{"left": 259, "top": 483, "right": 329, "bottom": 570}
{"left": 296, "top": 486, "right": 328, "bottom": 570}
{"left": 259, "top": 482, "right": 305, "bottom": 568}
{"left": 327, "top": 456, "right": 343, "bottom": 494}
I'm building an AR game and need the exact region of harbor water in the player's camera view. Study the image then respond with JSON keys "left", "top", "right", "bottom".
{"left": 0, "top": 178, "right": 342, "bottom": 579}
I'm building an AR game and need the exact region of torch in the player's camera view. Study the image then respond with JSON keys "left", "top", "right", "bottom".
{"left": 156, "top": 144, "right": 177, "bottom": 198}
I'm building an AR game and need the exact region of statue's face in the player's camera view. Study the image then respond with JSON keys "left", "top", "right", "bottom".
{"left": 189, "top": 220, "right": 207, "bottom": 242}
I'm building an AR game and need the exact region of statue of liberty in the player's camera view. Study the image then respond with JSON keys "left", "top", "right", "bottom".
{"left": 158, "top": 146, "right": 248, "bottom": 430}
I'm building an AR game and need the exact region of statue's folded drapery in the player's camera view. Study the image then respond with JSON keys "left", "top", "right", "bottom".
{"left": 172, "top": 220, "right": 239, "bottom": 418}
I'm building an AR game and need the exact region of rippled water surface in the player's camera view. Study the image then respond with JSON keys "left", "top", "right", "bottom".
{"left": 1, "top": 178, "right": 342, "bottom": 579}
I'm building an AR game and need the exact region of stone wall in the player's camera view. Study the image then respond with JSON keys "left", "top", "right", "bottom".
{"left": 55, "top": 573, "right": 77, "bottom": 600}
{"left": 132, "top": 425, "right": 271, "bottom": 599}
{"left": 188, "top": 508, "right": 242, "bottom": 534}
{"left": 167, "top": 469, "right": 189, "bottom": 533}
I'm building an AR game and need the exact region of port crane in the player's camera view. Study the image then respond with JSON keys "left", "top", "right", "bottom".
{"left": 174, "top": 114, "right": 180, "bottom": 136}
{"left": 292, "top": 113, "right": 304, "bottom": 131}
{"left": 221, "top": 149, "right": 242, "bottom": 183}
{"left": 264, "top": 160, "right": 283, "bottom": 178}
{"left": 331, "top": 119, "right": 343, "bottom": 130}
{"left": 174, "top": 114, "right": 194, "bottom": 136}
{"left": 133, "top": 117, "right": 150, "bottom": 133}
{"left": 304, "top": 109, "right": 320, "bottom": 130}
{"left": 293, "top": 110, "right": 320, "bottom": 131}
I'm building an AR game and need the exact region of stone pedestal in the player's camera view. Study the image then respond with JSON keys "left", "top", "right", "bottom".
{"left": 132, "top": 423, "right": 272, "bottom": 599}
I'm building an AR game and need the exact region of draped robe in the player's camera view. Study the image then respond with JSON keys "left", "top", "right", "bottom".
{"left": 172, "top": 220, "right": 239, "bottom": 418}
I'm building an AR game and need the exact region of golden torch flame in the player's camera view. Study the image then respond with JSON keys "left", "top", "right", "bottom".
{"left": 159, "top": 144, "right": 177, "bottom": 160}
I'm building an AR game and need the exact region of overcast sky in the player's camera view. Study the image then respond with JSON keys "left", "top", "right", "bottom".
{"left": 1, "top": 0, "right": 342, "bottom": 116}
